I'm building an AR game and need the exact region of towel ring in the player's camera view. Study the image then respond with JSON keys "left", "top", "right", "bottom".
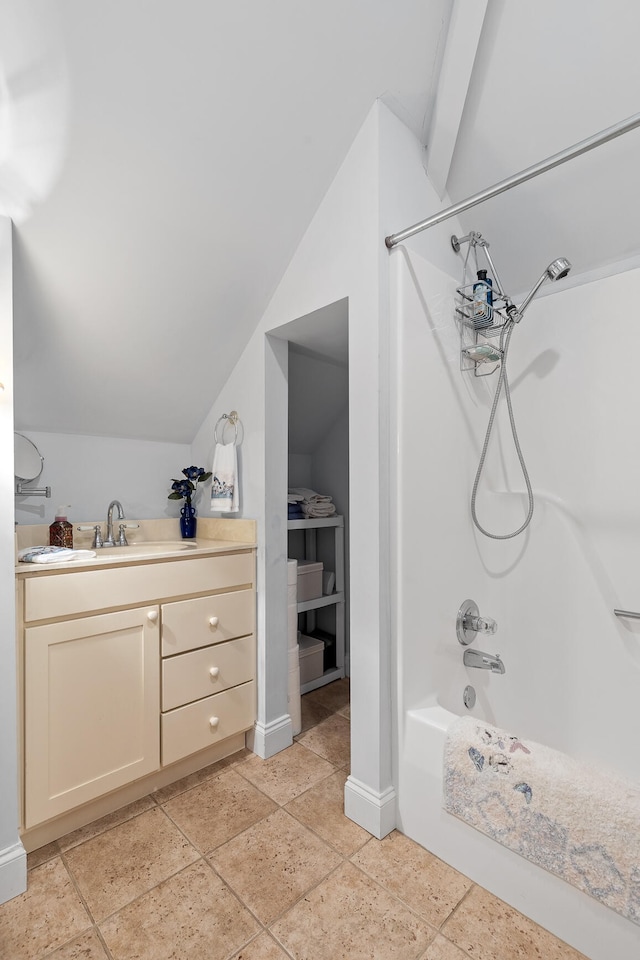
{"left": 214, "top": 411, "right": 239, "bottom": 444}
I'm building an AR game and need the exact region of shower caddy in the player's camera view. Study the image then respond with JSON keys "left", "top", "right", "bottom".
{"left": 453, "top": 232, "right": 510, "bottom": 378}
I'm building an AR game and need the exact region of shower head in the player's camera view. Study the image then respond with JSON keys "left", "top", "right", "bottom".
{"left": 516, "top": 257, "right": 572, "bottom": 318}
{"left": 546, "top": 257, "right": 571, "bottom": 281}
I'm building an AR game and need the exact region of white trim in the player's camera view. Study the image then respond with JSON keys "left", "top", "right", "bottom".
{"left": 247, "top": 715, "right": 293, "bottom": 759}
{"left": 425, "top": 0, "right": 489, "bottom": 198}
{"left": 0, "top": 841, "right": 26, "bottom": 905}
{"left": 344, "top": 775, "right": 397, "bottom": 840}
{"left": 513, "top": 251, "right": 640, "bottom": 304}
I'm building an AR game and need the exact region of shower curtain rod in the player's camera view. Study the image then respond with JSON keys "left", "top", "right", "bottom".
{"left": 385, "top": 110, "right": 640, "bottom": 249}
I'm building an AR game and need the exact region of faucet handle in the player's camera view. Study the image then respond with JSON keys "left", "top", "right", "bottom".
{"left": 467, "top": 615, "right": 497, "bottom": 636}
{"left": 457, "top": 599, "right": 498, "bottom": 645}
{"left": 76, "top": 524, "right": 103, "bottom": 548}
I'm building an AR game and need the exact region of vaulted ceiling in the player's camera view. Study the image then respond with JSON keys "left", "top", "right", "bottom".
{"left": 7, "top": 1, "right": 640, "bottom": 443}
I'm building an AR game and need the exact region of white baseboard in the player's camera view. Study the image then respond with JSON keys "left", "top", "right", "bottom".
{"left": 344, "top": 775, "right": 397, "bottom": 839}
{"left": 247, "top": 715, "right": 293, "bottom": 759}
{"left": 0, "top": 841, "right": 26, "bottom": 905}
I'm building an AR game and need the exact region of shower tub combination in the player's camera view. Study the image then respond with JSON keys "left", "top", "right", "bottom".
{"left": 392, "top": 240, "right": 640, "bottom": 960}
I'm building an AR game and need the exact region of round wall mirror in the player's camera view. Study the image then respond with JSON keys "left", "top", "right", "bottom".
{"left": 14, "top": 433, "right": 44, "bottom": 482}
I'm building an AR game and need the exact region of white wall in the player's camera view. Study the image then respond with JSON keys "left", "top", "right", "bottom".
{"left": 192, "top": 102, "right": 395, "bottom": 834}
{"left": 0, "top": 218, "right": 26, "bottom": 903}
{"left": 287, "top": 455, "right": 312, "bottom": 488}
{"left": 311, "top": 407, "right": 349, "bottom": 524}
{"left": 391, "top": 249, "right": 485, "bottom": 720}
{"left": 14, "top": 431, "right": 191, "bottom": 527}
{"left": 288, "top": 347, "right": 348, "bottom": 456}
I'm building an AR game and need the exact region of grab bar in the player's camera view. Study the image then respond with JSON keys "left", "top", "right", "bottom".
{"left": 614, "top": 609, "right": 640, "bottom": 620}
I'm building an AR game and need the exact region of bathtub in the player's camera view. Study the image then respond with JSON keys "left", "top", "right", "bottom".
{"left": 396, "top": 702, "right": 639, "bottom": 960}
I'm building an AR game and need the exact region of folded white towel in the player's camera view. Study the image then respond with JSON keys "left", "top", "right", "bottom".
{"left": 302, "top": 502, "right": 336, "bottom": 518}
{"left": 288, "top": 487, "right": 317, "bottom": 501}
{"left": 288, "top": 487, "right": 334, "bottom": 504}
{"left": 211, "top": 441, "right": 239, "bottom": 513}
{"left": 18, "top": 546, "right": 97, "bottom": 564}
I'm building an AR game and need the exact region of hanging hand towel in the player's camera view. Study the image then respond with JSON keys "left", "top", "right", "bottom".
{"left": 210, "top": 441, "right": 239, "bottom": 513}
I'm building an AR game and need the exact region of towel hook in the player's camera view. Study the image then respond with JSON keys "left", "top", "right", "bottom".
{"left": 214, "top": 410, "right": 239, "bottom": 444}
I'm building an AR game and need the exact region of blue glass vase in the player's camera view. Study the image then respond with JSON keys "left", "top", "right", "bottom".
{"left": 180, "top": 501, "right": 197, "bottom": 539}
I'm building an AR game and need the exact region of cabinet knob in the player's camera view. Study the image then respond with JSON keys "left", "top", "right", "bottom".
{"left": 209, "top": 616, "right": 219, "bottom": 628}
{"left": 209, "top": 666, "right": 220, "bottom": 679}
{"left": 209, "top": 716, "right": 220, "bottom": 729}
{"left": 147, "top": 610, "right": 158, "bottom": 622}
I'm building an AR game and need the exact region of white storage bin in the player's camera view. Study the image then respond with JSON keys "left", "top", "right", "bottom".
{"left": 298, "top": 634, "right": 325, "bottom": 684}
{"left": 296, "top": 560, "right": 323, "bottom": 602}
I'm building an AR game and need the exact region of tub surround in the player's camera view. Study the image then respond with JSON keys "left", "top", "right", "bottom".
{"left": 15, "top": 518, "right": 257, "bottom": 852}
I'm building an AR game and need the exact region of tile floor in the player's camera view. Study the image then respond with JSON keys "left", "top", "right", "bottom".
{"left": 0, "top": 678, "right": 587, "bottom": 960}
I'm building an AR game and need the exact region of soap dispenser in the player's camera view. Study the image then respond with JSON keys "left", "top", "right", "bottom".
{"left": 49, "top": 506, "right": 73, "bottom": 548}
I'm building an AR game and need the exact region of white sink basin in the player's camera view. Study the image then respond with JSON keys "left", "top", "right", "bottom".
{"left": 96, "top": 541, "right": 198, "bottom": 559}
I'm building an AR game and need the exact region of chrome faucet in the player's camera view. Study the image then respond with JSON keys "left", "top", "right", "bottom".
{"left": 104, "top": 500, "right": 125, "bottom": 546}
{"left": 463, "top": 648, "right": 506, "bottom": 675}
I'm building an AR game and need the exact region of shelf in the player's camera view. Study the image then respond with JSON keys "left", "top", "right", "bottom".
{"left": 287, "top": 516, "right": 344, "bottom": 530}
{"left": 297, "top": 591, "right": 345, "bottom": 614}
{"left": 288, "top": 512, "right": 346, "bottom": 693}
{"left": 300, "top": 666, "right": 345, "bottom": 696}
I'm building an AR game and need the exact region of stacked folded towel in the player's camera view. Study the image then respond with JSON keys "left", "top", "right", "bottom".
{"left": 288, "top": 502, "right": 305, "bottom": 520}
{"left": 288, "top": 487, "right": 337, "bottom": 519}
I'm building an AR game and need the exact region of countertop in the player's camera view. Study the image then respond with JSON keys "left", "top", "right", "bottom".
{"left": 15, "top": 518, "right": 256, "bottom": 575}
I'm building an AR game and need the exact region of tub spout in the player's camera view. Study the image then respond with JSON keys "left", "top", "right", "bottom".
{"left": 463, "top": 648, "right": 505, "bottom": 674}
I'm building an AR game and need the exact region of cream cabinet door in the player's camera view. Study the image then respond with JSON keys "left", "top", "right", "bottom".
{"left": 24, "top": 606, "right": 160, "bottom": 828}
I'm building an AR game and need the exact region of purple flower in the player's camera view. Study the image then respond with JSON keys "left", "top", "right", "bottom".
{"left": 168, "top": 467, "right": 212, "bottom": 504}
{"left": 182, "top": 466, "right": 205, "bottom": 481}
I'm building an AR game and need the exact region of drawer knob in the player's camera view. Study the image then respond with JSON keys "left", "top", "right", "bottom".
{"left": 209, "top": 716, "right": 220, "bottom": 729}
{"left": 209, "top": 666, "right": 220, "bottom": 679}
{"left": 147, "top": 610, "right": 158, "bottom": 622}
{"left": 209, "top": 616, "right": 219, "bottom": 628}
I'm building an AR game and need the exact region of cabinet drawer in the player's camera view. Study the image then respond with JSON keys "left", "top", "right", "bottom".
{"left": 162, "top": 635, "right": 254, "bottom": 711}
{"left": 161, "top": 589, "right": 253, "bottom": 656}
{"left": 24, "top": 551, "right": 254, "bottom": 622}
{"left": 161, "top": 681, "right": 255, "bottom": 766}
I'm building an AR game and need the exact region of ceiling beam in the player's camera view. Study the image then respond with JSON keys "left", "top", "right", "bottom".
{"left": 424, "top": 0, "right": 488, "bottom": 199}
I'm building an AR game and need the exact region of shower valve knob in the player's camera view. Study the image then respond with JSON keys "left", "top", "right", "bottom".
{"left": 467, "top": 616, "right": 497, "bottom": 635}
{"left": 457, "top": 600, "right": 498, "bottom": 645}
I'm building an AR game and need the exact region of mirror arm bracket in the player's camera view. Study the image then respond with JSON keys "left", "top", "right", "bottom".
{"left": 15, "top": 482, "right": 51, "bottom": 498}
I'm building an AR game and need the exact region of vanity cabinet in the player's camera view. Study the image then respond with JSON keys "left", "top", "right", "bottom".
{"left": 18, "top": 547, "right": 256, "bottom": 836}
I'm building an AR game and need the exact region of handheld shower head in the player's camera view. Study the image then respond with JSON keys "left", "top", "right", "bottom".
{"left": 546, "top": 257, "right": 571, "bottom": 281}
{"left": 516, "top": 257, "right": 572, "bottom": 318}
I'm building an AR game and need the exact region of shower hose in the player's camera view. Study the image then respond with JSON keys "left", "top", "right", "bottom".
{"left": 470, "top": 316, "right": 534, "bottom": 539}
